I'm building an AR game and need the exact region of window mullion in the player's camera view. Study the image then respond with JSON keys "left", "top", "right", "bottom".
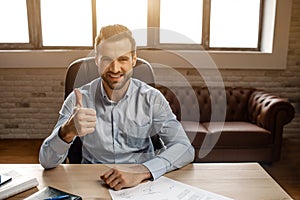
{"left": 202, "top": 0, "right": 210, "bottom": 49}
{"left": 91, "top": 0, "right": 97, "bottom": 48}
{"left": 27, "top": 0, "right": 42, "bottom": 49}
{"left": 257, "top": 0, "right": 264, "bottom": 51}
{"left": 147, "top": 0, "right": 160, "bottom": 47}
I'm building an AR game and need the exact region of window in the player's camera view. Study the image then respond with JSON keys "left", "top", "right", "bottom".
{"left": 0, "top": 0, "right": 30, "bottom": 50}
{"left": 209, "top": 0, "right": 261, "bottom": 49}
{"left": 160, "top": 0, "right": 203, "bottom": 44}
{"left": 96, "top": 0, "right": 148, "bottom": 46}
{"left": 0, "top": 0, "right": 266, "bottom": 51}
{"left": 0, "top": 0, "right": 29, "bottom": 43}
{"left": 0, "top": 0, "right": 292, "bottom": 70}
{"left": 40, "top": 0, "right": 93, "bottom": 47}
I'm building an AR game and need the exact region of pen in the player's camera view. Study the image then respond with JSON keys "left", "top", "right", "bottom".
{"left": 43, "top": 194, "right": 70, "bottom": 200}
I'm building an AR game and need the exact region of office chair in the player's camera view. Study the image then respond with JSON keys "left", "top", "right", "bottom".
{"left": 64, "top": 56, "right": 166, "bottom": 163}
{"left": 65, "top": 57, "right": 155, "bottom": 99}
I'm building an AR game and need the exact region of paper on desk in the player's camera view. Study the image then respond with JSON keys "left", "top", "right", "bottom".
{"left": 109, "top": 176, "right": 233, "bottom": 200}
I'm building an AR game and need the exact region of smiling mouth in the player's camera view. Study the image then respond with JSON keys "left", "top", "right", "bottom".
{"left": 108, "top": 73, "right": 124, "bottom": 81}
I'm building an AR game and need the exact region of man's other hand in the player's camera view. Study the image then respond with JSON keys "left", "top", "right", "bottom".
{"left": 100, "top": 164, "right": 152, "bottom": 190}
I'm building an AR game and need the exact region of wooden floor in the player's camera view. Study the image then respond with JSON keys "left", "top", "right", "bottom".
{"left": 262, "top": 135, "right": 300, "bottom": 199}
{"left": 0, "top": 137, "right": 299, "bottom": 199}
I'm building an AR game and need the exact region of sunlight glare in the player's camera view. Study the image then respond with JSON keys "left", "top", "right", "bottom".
{"left": 160, "top": 0, "right": 203, "bottom": 44}
{"left": 96, "top": 0, "right": 147, "bottom": 46}
{"left": 41, "top": 0, "right": 93, "bottom": 46}
{"left": 210, "top": 0, "right": 260, "bottom": 48}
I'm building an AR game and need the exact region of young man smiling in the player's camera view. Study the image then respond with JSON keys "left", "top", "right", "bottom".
{"left": 39, "top": 24, "right": 194, "bottom": 190}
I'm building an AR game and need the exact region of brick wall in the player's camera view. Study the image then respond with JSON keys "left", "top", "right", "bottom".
{"left": 0, "top": 69, "right": 65, "bottom": 138}
{"left": 0, "top": 2, "right": 299, "bottom": 139}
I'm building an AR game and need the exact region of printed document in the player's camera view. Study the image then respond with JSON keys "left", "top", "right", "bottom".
{"left": 109, "top": 176, "right": 233, "bottom": 200}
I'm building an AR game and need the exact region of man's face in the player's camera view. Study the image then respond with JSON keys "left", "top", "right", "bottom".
{"left": 96, "top": 38, "right": 136, "bottom": 90}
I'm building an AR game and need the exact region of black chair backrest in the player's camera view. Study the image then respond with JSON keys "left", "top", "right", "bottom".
{"left": 65, "top": 57, "right": 155, "bottom": 99}
{"left": 64, "top": 57, "right": 161, "bottom": 163}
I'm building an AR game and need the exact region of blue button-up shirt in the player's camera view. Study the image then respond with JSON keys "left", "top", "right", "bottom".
{"left": 39, "top": 78, "right": 194, "bottom": 180}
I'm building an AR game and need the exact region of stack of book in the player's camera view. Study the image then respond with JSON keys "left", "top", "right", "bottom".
{"left": 0, "top": 170, "right": 38, "bottom": 199}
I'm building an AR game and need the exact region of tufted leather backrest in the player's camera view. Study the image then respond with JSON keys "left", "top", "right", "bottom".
{"left": 223, "top": 87, "right": 254, "bottom": 121}
{"left": 155, "top": 85, "right": 181, "bottom": 121}
{"left": 155, "top": 86, "right": 255, "bottom": 122}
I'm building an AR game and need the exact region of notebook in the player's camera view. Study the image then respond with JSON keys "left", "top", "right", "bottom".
{"left": 0, "top": 171, "right": 38, "bottom": 200}
{"left": 24, "top": 186, "right": 82, "bottom": 200}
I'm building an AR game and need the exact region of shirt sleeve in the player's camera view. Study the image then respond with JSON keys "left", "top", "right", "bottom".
{"left": 142, "top": 91, "right": 195, "bottom": 180}
{"left": 39, "top": 92, "right": 75, "bottom": 169}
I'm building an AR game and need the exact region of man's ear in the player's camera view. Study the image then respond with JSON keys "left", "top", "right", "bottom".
{"left": 95, "top": 55, "right": 101, "bottom": 66}
{"left": 132, "top": 54, "right": 137, "bottom": 67}
{"left": 94, "top": 56, "right": 102, "bottom": 76}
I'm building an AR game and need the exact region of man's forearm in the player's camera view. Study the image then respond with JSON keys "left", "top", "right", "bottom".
{"left": 39, "top": 126, "right": 71, "bottom": 169}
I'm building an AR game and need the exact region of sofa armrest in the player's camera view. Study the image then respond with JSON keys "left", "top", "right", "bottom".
{"left": 248, "top": 90, "right": 295, "bottom": 132}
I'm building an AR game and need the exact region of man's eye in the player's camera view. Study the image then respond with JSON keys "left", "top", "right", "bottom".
{"left": 119, "top": 58, "right": 129, "bottom": 62}
{"left": 101, "top": 58, "right": 112, "bottom": 63}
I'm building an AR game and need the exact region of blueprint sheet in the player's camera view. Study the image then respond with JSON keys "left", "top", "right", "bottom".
{"left": 109, "top": 176, "right": 233, "bottom": 200}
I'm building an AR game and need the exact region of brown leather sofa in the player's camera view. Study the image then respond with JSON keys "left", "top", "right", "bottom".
{"left": 157, "top": 86, "right": 295, "bottom": 163}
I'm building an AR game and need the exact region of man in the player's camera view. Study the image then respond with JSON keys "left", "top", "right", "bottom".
{"left": 39, "top": 24, "right": 194, "bottom": 190}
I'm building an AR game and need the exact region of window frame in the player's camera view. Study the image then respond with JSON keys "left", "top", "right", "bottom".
{"left": 149, "top": 0, "right": 264, "bottom": 51}
{"left": 0, "top": 0, "right": 293, "bottom": 70}
{"left": 0, "top": 0, "right": 41, "bottom": 49}
{"left": 204, "top": 0, "right": 264, "bottom": 51}
{"left": 0, "top": 0, "right": 264, "bottom": 51}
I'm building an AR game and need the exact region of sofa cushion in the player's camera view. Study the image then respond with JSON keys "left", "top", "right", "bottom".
{"left": 181, "top": 121, "right": 208, "bottom": 148}
{"left": 202, "top": 122, "right": 272, "bottom": 147}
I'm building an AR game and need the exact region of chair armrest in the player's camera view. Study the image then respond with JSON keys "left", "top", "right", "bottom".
{"left": 248, "top": 90, "right": 295, "bottom": 132}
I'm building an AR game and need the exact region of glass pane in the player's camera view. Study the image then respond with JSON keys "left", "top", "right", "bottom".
{"left": 96, "top": 0, "right": 147, "bottom": 46}
{"left": 210, "top": 0, "right": 261, "bottom": 48}
{"left": 0, "top": 0, "right": 29, "bottom": 43}
{"left": 160, "top": 0, "right": 203, "bottom": 44}
{"left": 41, "top": 0, "right": 93, "bottom": 46}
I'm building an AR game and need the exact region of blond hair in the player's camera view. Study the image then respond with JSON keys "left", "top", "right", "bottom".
{"left": 94, "top": 24, "right": 136, "bottom": 54}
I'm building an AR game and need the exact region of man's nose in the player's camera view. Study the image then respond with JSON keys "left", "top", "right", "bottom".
{"left": 109, "top": 60, "right": 121, "bottom": 72}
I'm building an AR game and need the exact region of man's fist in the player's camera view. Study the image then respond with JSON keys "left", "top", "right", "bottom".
{"left": 100, "top": 165, "right": 152, "bottom": 190}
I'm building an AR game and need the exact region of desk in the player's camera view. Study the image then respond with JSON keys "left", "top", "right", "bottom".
{"left": 0, "top": 163, "right": 292, "bottom": 200}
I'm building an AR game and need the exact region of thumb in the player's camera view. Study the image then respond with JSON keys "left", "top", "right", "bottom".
{"left": 74, "top": 89, "right": 83, "bottom": 108}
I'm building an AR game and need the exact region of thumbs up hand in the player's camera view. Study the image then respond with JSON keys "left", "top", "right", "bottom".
{"left": 75, "top": 88, "right": 84, "bottom": 108}
{"left": 73, "top": 89, "right": 97, "bottom": 136}
{"left": 59, "top": 89, "right": 97, "bottom": 143}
